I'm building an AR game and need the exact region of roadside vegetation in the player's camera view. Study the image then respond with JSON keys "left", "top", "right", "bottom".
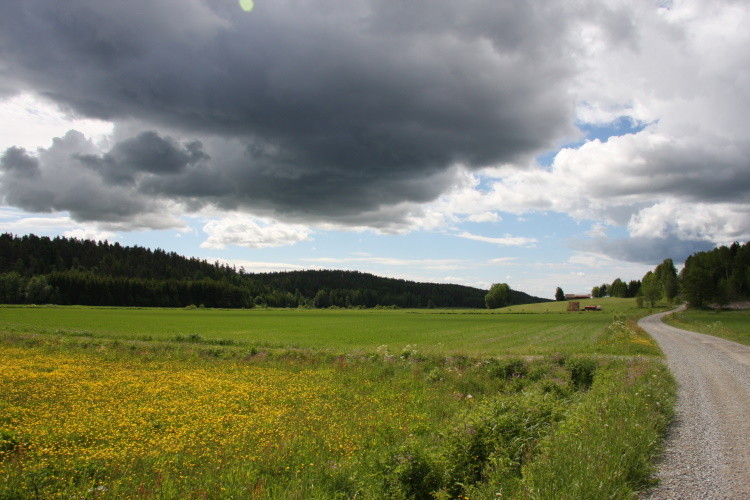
{"left": 0, "top": 302, "right": 674, "bottom": 499}
{"left": 664, "top": 308, "right": 750, "bottom": 346}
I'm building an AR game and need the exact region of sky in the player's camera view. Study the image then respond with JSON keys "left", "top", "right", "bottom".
{"left": 1, "top": 0, "right": 748, "bottom": 299}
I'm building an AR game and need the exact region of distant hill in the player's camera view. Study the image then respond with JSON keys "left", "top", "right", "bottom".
{"left": 0, "top": 233, "right": 550, "bottom": 308}
{"left": 251, "top": 269, "right": 550, "bottom": 308}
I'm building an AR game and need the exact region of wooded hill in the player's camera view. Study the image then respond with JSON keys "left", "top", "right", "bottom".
{"left": 0, "top": 233, "right": 549, "bottom": 309}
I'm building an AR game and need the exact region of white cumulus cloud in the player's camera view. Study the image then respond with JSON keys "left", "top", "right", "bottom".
{"left": 201, "top": 215, "right": 313, "bottom": 249}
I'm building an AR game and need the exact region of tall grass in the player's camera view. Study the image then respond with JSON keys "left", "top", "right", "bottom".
{"left": 520, "top": 360, "right": 675, "bottom": 499}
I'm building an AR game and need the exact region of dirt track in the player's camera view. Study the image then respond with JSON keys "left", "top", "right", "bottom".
{"left": 639, "top": 309, "right": 750, "bottom": 499}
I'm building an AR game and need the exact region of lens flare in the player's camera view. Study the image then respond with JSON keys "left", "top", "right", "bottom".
{"left": 239, "top": 0, "right": 254, "bottom": 12}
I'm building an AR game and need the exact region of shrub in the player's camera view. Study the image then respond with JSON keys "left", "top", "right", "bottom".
{"left": 384, "top": 445, "right": 441, "bottom": 500}
{"left": 566, "top": 356, "right": 597, "bottom": 390}
{"left": 487, "top": 358, "right": 528, "bottom": 379}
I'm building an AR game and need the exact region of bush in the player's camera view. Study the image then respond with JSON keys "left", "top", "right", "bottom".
{"left": 384, "top": 445, "right": 441, "bottom": 500}
{"left": 487, "top": 358, "right": 528, "bottom": 379}
{"left": 566, "top": 356, "right": 597, "bottom": 390}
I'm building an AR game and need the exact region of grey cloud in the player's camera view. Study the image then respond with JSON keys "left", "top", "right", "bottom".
{"left": 77, "top": 131, "right": 208, "bottom": 185}
{"left": 572, "top": 236, "right": 715, "bottom": 265}
{"left": 110, "top": 133, "right": 207, "bottom": 175}
{"left": 0, "top": 128, "right": 454, "bottom": 229}
{"left": 600, "top": 141, "right": 750, "bottom": 205}
{"left": 6, "top": 0, "right": 735, "bottom": 235}
{"left": 1, "top": 147, "right": 40, "bottom": 178}
{"left": 0, "top": 0, "right": 581, "bottom": 226}
{"left": 131, "top": 133, "right": 463, "bottom": 226}
{"left": 0, "top": 131, "right": 179, "bottom": 228}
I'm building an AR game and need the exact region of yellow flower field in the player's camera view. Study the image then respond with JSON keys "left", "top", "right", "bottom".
{"left": 0, "top": 345, "right": 431, "bottom": 498}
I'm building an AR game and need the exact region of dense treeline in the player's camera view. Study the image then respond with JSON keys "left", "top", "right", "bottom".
{"left": 590, "top": 241, "right": 750, "bottom": 308}
{"left": 638, "top": 258, "right": 679, "bottom": 307}
{"left": 555, "top": 279, "right": 641, "bottom": 303}
{"left": 253, "top": 269, "right": 485, "bottom": 308}
{"left": 637, "top": 244, "right": 750, "bottom": 308}
{"left": 0, "top": 234, "right": 257, "bottom": 307}
{"left": 0, "top": 233, "right": 548, "bottom": 309}
{"left": 591, "top": 278, "right": 641, "bottom": 299}
{"left": 679, "top": 241, "right": 750, "bottom": 307}
{"left": 256, "top": 270, "right": 548, "bottom": 309}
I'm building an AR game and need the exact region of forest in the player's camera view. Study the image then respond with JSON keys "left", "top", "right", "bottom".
{"left": 587, "top": 242, "right": 750, "bottom": 308}
{"left": 0, "top": 233, "right": 547, "bottom": 309}
{"left": 678, "top": 241, "right": 750, "bottom": 307}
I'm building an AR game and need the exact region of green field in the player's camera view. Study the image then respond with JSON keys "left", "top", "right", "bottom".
{"left": 664, "top": 308, "right": 750, "bottom": 346}
{"left": 0, "top": 299, "right": 675, "bottom": 499}
{"left": 0, "top": 298, "right": 667, "bottom": 356}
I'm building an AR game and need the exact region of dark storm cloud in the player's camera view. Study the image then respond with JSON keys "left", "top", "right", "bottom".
{"left": 573, "top": 237, "right": 716, "bottom": 265}
{"left": 109, "top": 133, "right": 207, "bottom": 175}
{"left": 0, "top": 0, "right": 580, "bottom": 226}
{"left": 77, "top": 132, "right": 208, "bottom": 185}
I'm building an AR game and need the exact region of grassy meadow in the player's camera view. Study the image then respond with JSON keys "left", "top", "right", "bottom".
{"left": 0, "top": 299, "right": 675, "bottom": 499}
{"left": 0, "top": 297, "right": 666, "bottom": 356}
{"left": 664, "top": 307, "right": 750, "bottom": 346}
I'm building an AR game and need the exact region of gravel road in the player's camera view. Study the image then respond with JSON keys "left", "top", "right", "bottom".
{"left": 639, "top": 308, "right": 750, "bottom": 499}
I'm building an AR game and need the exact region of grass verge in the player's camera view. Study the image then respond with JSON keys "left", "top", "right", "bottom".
{"left": 520, "top": 359, "right": 675, "bottom": 499}
{"left": 664, "top": 308, "right": 750, "bottom": 346}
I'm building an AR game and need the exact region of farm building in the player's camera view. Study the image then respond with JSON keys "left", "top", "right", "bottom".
{"left": 564, "top": 293, "right": 592, "bottom": 300}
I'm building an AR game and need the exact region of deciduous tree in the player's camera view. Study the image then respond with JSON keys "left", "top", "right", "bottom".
{"left": 609, "top": 278, "right": 627, "bottom": 298}
{"left": 640, "top": 272, "right": 661, "bottom": 307}
{"left": 485, "top": 283, "right": 511, "bottom": 309}
{"left": 655, "top": 258, "right": 678, "bottom": 302}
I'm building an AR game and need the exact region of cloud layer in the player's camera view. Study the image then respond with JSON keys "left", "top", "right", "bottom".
{"left": 0, "top": 0, "right": 577, "bottom": 225}
{"left": 1, "top": 0, "right": 749, "bottom": 261}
